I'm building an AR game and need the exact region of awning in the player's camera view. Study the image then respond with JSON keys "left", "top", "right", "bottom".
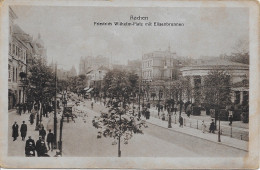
{"left": 84, "top": 87, "right": 89, "bottom": 91}
{"left": 86, "top": 88, "right": 93, "bottom": 93}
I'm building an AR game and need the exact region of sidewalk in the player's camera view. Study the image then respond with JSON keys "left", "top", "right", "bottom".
{"left": 145, "top": 116, "right": 248, "bottom": 152}
{"left": 149, "top": 107, "right": 249, "bottom": 130}
{"left": 93, "top": 101, "right": 248, "bottom": 152}
{"left": 8, "top": 109, "right": 58, "bottom": 157}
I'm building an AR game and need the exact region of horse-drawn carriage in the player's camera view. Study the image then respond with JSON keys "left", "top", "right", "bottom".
{"left": 63, "top": 105, "right": 77, "bottom": 123}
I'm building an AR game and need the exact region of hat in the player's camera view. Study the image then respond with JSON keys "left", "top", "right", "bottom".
{"left": 29, "top": 142, "right": 32, "bottom": 145}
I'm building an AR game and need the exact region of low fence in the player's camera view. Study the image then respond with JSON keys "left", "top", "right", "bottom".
{"left": 149, "top": 109, "right": 249, "bottom": 141}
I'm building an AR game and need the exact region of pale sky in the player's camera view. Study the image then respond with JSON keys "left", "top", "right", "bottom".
{"left": 12, "top": 6, "right": 249, "bottom": 73}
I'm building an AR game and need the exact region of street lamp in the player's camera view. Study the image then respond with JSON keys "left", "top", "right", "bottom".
{"left": 158, "top": 89, "right": 163, "bottom": 117}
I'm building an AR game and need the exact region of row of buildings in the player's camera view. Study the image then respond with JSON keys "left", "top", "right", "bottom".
{"left": 8, "top": 7, "right": 48, "bottom": 110}
{"left": 79, "top": 46, "right": 249, "bottom": 109}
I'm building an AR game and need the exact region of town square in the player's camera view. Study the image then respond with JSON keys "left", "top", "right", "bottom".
{"left": 7, "top": 6, "right": 249, "bottom": 158}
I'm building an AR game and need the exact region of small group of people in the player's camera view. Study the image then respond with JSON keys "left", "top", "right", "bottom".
{"left": 25, "top": 136, "right": 49, "bottom": 157}
{"left": 24, "top": 129, "right": 55, "bottom": 157}
{"left": 12, "top": 121, "right": 27, "bottom": 141}
{"left": 12, "top": 119, "right": 55, "bottom": 157}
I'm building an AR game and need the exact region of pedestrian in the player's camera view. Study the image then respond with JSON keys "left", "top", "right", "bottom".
{"left": 202, "top": 120, "right": 206, "bottom": 133}
{"left": 39, "top": 127, "right": 46, "bottom": 140}
{"left": 20, "top": 121, "right": 27, "bottom": 141}
{"left": 47, "top": 129, "right": 54, "bottom": 151}
{"left": 145, "top": 109, "right": 150, "bottom": 120}
{"left": 38, "top": 121, "right": 44, "bottom": 131}
{"left": 23, "top": 103, "right": 27, "bottom": 114}
{"left": 35, "top": 136, "right": 48, "bottom": 157}
{"left": 91, "top": 102, "right": 94, "bottom": 109}
{"left": 27, "top": 102, "right": 32, "bottom": 113}
{"left": 228, "top": 110, "right": 233, "bottom": 126}
{"left": 30, "top": 112, "right": 34, "bottom": 125}
{"left": 209, "top": 119, "right": 215, "bottom": 133}
{"left": 26, "top": 136, "right": 36, "bottom": 148}
{"left": 25, "top": 136, "right": 35, "bottom": 157}
{"left": 179, "top": 116, "right": 183, "bottom": 127}
{"left": 18, "top": 104, "right": 23, "bottom": 115}
{"left": 12, "top": 121, "right": 19, "bottom": 141}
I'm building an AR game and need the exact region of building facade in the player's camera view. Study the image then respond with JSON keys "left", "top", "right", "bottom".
{"left": 8, "top": 8, "right": 29, "bottom": 109}
{"left": 180, "top": 59, "right": 249, "bottom": 105}
{"left": 142, "top": 48, "right": 179, "bottom": 81}
{"left": 8, "top": 7, "right": 49, "bottom": 109}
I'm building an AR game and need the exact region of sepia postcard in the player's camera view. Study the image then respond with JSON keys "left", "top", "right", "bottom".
{"left": 0, "top": 0, "right": 259, "bottom": 169}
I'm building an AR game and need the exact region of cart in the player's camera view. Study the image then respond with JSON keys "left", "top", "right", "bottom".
{"left": 63, "top": 105, "right": 77, "bottom": 123}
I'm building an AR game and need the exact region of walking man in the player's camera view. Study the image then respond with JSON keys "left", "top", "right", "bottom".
{"left": 47, "top": 129, "right": 54, "bottom": 151}
{"left": 18, "top": 104, "right": 23, "bottom": 115}
{"left": 20, "top": 121, "right": 27, "bottom": 141}
{"left": 179, "top": 116, "right": 183, "bottom": 127}
{"left": 35, "top": 136, "right": 47, "bottom": 157}
{"left": 209, "top": 119, "right": 215, "bottom": 133}
{"left": 30, "top": 112, "right": 34, "bottom": 125}
{"left": 12, "top": 121, "right": 19, "bottom": 141}
{"left": 39, "top": 127, "right": 46, "bottom": 140}
{"left": 23, "top": 103, "right": 27, "bottom": 114}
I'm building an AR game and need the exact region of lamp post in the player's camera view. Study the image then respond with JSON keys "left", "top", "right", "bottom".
{"left": 59, "top": 92, "right": 66, "bottom": 156}
{"left": 217, "top": 105, "right": 221, "bottom": 142}
{"left": 158, "top": 89, "right": 163, "bottom": 117}
{"left": 53, "top": 63, "right": 57, "bottom": 149}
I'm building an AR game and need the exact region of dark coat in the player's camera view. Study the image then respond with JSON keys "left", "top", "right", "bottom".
{"left": 39, "top": 129, "right": 46, "bottom": 137}
{"left": 12, "top": 124, "right": 19, "bottom": 138}
{"left": 47, "top": 132, "right": 54, "bottom": 142}
{"left": 20, "top": 124, "right": 27, "bottom": 137}
{"left": 179, "top": 117, "right": 183, "bottom": 125}
{"left": 26, "top": 138, "right": 36, "bottom": 148}
{"left": 30, "top": 113, "right": 34, "bottom": 124}
{"left": 35, "top": 140, "right": 47, "bottom": 156}
{"left": 209, "top": 122, "right": 215, "bottom": 131}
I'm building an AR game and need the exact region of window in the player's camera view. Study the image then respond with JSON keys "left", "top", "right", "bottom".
{"left": 235, "top": 91, "right": 240, "bottom": 104}
{"left": 13, "top": 67, "right": 15, "bottom": 82}
{"left": 16, "top": 67, "right": 17, "bottom": 82}
{"left": 9, "top": 43, "right": 11, "bottom": 54}
{"left": 12, "top": 44, "right": 15, "bottom": 55}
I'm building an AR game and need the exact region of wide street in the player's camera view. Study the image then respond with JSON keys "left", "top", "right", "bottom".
{"left": 8, "top": 99, "right": 248, "bottom": 157}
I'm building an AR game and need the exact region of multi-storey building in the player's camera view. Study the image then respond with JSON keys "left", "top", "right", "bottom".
{"left": 8, "top": 8, "right": 30, "bottom": 109}
{"left": 8, "top": 7, "right": 48, "bottom": 109}
{"left": 180, "top": 59, "right": 249, "bottom": 105}
{"left": 142, "top": 48, "right": 179, "bottom": 82}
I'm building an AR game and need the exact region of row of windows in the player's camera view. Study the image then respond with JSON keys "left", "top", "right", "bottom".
{"left": 9, "top": 42, "right": 27, "bottom": 63}
{"left": 143, "top": 70, "right": 152, "bottom": 78}
{"left": 142, "top": 60, "right": 152, "bottom": 68}
{"left": 8, "top": 64, "right": 18, "bottom": 83}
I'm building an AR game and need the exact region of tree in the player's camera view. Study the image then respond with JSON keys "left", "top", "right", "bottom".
{"left": 203, "top": 70, "right": 232, "bottom": 109}
{"left": 92, "top": 69, "right": 146, "bottom": 157}
{"left": 220, "top": 39, "right": 249, "bottom": 64}
{"left": 26, "top": 57, "right": 56, "bottom": 128}
{"left": 26, "top": 57, "right": 56, "bottom": 105}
